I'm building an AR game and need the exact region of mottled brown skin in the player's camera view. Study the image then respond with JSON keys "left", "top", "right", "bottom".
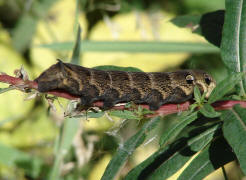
{"left": 35, "top": 61, "right": 216, "bottom": 110}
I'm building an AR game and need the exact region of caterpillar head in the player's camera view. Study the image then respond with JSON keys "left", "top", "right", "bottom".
{"left": 185, "top": 70, "right": 216, "bottom": 98}
{"left": 170, "top": 70, "right": 216, "bottom": 99}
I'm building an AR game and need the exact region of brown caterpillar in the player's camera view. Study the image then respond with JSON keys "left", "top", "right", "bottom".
{"left": 35, "top": 60, "right": 216, "bottom": 110}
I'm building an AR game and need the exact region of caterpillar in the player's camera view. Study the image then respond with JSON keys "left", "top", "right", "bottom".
{"left": 35, "top": 60, "right": 216, "bottom": 110}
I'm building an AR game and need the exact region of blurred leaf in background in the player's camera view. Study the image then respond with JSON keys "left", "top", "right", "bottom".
{"left": 0, "top": 0, "right": 240, "bottom": 180}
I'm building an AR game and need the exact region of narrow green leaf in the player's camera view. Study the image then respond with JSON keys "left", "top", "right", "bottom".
{"left": 240, "top": 2, "right": 246, "bottom": 92}
{"left": 0, "top": 86, "right": 15, "bottom": 94}
{"left": 199, "top": 104, "right": 221, "bottom": 118}
{"left": 0, "top": 143, "right": 43, "bottom": 178}
{"left": 159, "top": 111, "right": 198, "bottom": 147}
{"left": 221, "top": 0, "right": 246, "bottom": 94}
{"left": 109, "top": 110, "right": 139, "bottom": 120}
{"left": 208, "top": 72, "right": 243, "bottom": 104}
{"left": 101, "top": 117, "right": 161, "bottom": 180}
{"left": 71, "top": 26, "right": 81, "bottom": 65}
{"left": 221, "top": 105, "right": 246, "bottom": 174}
{"left": 125, "top": 123, "right": 220, "bottom": 180}
{"left": 178, "top": 137, "right": 235, "bottom": 180}
{"left": 49, "top": 118, "right": 80, "bottom": 180}
{"left": 13, "top": 0, "right": 58, "bottom": 52}
{"left": 147, "top": 124, "right": 220, "bottom": 180}
{"left": 93, "top": 65, "right": 143, "bottom": 72}
{"left": 73, "top": 0, "right": 80, "bottom": 33}
{"left": 194, "top": 86, "right": 202, "bottom": 103}
{"left": 60, "top": 118, "right": 80, "bottom": 151}
{"left": 12, "top": 14, "right": 38, "bottom": 52}
{"left": 38, "top": 41, "right": 219, "bottom": 53}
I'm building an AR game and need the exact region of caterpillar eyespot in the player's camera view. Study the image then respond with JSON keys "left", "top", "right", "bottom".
{"left": 204, "top": 75, "right": 212, "bottom": 85}
{"left": 185, "top": 74, "right": 194, "bottom": 84}
{"left": 35, "top": 60, "right": 216, "bottom": 111}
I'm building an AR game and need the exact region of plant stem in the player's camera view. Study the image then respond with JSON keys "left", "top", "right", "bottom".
{"left": 1, "top": 74, "right": 246, "bottom": 117}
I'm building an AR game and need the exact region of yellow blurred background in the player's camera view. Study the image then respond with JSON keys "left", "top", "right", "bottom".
{"left": 0, "top": 0, "right": 241, "bottom": 180}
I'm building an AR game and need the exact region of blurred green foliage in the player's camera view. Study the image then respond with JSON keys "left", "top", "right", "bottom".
{"left": 1, "top": 0, "right": 245, "bottom": 180}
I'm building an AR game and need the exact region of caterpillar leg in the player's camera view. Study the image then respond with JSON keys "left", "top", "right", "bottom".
{"left": 126, "top": 88, "right": 142, "bottom": 103}
{"left": 163, "top": 87, "right": 191, "bottom": 104}
{"left": 145, "top": 89, "right": 163, "bottom": 110}
{"left": 80, "top": 85, "right": 100, "bottom": 108}
{"left": 149, "top": 102, "right": 162, "bottom": 111}
{"left": 101, "top": 88, "right": 120, "bottom": 110}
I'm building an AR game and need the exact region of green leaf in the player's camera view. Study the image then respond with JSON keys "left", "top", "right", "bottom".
{"left": 135, "top": 105, "right": 155, "bottom": 116}
{"left": 60, "top": 118, "right": 80, "bottom": 151}
{"left": 101, "top": 116, "right": 161, "bottom": 180}
{"left": 199, "top": 104, "right": 221, "bottom": 118}
{"left": 49, "top": 117, "right": 80, "bottom": 180}
{"left": 86, "top": 111, "right": 105, "bottom": 118}
{"left": 171, "top": 15, "right": 201, "bottom": 28}
{"left": 109, "top": 110, "right": 139, "bottom": 120}
{"left": 38, "top": 41, "right": 219, "bottom": 53}
{"left": 73, "top": 0, "right": 80, "bottom": 33}
{"left": 0, "top": 142, "right": 43, "bottom": 178}
{"left": 12, "top": 14, "right": 38, "bottom": 52}
{"left": 208, "top": 72, "right": 243, "bottom": 104}
{"left": 13, "top": 0, "right": 58, "bottom": 52}
{"left": 159, "top": 111, "right": 198, "bottom": 147}
{"left": 0, "top": 86, "right": 15, "bottom": 94}
{"left": 221, "top": 0, "right": 246, "bottom": 94}
{"left": 32, "top": 0, "right": 59, "bottom": 17}
{"left": 221, "top": 105, "right": 246, "bottom": 174}
{"left": 171, "top": 15, "right": 201, "bottom": 34}
{"left": 93, "top": 65, "right": 143, "bottom": 72}
{"left": 194, "top": 86, "right": 202, "bottom": 103}
{"left": 125, "top": 123, "right": 220, "bottom": 180}
{"left": 178, "top": 137, "right": 235, "bottom": 180}
{"left": 199, "top": 10, "right": 225, "bottom": 47}
{"left": 71, "top": 25, "right": 81, "bottom": 65}
{"left": 240, "top": 2, "right": 246, "bottom": 92}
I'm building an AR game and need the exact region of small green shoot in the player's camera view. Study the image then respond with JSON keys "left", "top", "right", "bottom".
{"left": 193, "top": 86, "right": 207, "bottom": 106}
{"left": 134, "top": 105, "right": 154, "bottom": 119}
{"left": 192, "top": 86, "right": 221, "bottom": 118}
{"left": 188, "top": 85, "right": 207, "bottom": 112}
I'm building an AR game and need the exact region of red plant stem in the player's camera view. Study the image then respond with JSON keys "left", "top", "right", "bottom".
{"left": 213, "top": 100, "right": 246, "bottom": 110}
{"left": 0, "top": 74, "right": 79, "bottom": 100}
{"left": 1, "top": 74, "right": 246, "bottom": 116}
{"left": 0, "top": 74, "right": 37, "bottom": 88}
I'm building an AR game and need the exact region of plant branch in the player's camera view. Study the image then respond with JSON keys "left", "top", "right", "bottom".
{"left": 1, "top": 74, "right": 246, "bottom": 116}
